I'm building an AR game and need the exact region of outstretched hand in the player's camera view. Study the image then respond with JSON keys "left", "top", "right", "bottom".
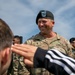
{"left": 11, "top": 44, "right": 38, "bottom": 67}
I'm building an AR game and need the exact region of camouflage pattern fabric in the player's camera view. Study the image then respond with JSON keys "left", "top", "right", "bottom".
{"left": 8, "top": 53, "right": 30, "bottom": 75}
{"left": 25, "top": 33, "right": 73, "bottom": 75}
{"left": 13, "top": 53, "right": 30, "bottom": 75}
{"left": 72, "top": 48, "right": 75, "bottom": 59}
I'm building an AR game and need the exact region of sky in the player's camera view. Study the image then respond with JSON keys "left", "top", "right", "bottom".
{"left": 0, "top": 0, "right": 75, "bottom": 43}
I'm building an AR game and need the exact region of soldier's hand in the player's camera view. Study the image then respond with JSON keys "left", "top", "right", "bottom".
{"left": 11, "top": 44, "right": 38, "bottom": 67}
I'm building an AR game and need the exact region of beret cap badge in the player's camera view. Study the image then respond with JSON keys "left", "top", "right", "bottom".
{"left": 41, "top": 11, "right": 46, "bottom": 17}
{"left": 36, "top": 10, "right": 54, "bottom": 24}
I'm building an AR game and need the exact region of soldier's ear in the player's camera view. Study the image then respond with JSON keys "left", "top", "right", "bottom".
{"left": 52, "top": 20, "right": 55, "bottom": 24}
{"left": 51, "top": 20, "right": 55, "bottom": 27}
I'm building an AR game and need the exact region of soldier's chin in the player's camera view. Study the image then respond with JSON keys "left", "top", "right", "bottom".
{"left": 40, "top": 32, "right": 47, "bottom": 35}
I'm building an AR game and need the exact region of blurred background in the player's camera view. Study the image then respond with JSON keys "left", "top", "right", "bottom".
{"left": 0, "top": 0, "right": 75, "bottom": 43}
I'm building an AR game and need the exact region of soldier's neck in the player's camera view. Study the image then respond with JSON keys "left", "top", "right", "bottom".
{"left": 40, "top": 32, "right": 56, "bottom": 38}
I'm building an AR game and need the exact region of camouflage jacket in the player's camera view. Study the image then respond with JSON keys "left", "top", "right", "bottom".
{"left": 25, "top": 33, "right": 73, "bottom": 75}
{"left": 72, "top": 47, "right": 75, "bottom": 59}
{"left": 7, "top": 53, "right": 30, "bottom": 75}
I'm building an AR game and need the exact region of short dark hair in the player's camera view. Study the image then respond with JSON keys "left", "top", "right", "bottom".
{"left": 69, "top": 38, "right": 75, "bottom": 43}
{"left": 14, "top": 35, "right": 23, "bottom": 44}
{"left": 0, "top": 18, "right": 13, "bottom": 50}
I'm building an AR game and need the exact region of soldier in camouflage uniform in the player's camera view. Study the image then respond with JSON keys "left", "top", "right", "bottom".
{"left": 25, "top": 10, "right": 73, "bottom": 75}
{"left": 12, "top": 52, "right": 29, "bottom": 75}
{"left": 69, "top": 37, "right": 75, "bottom": 49}
{"left": 69, "top": 37, "right": 75, "bottom": 59}
{"left": 7, "top": 35, "right": 30, "bottom": 75}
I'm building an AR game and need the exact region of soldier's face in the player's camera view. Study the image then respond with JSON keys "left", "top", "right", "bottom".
{"left": 71, "top": 41, "right": 75, "bottom": 48}
{"left": 13, "top": 38, "right": 20, "bottom": 45}
{"left": 0, "top": 48, "right": 12, "bottom": 75}
{"left": 37, "top": 18, "right": 54, "bottom": 35}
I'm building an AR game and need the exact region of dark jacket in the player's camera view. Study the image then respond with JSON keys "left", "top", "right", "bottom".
{"left": 34, "top": 48, "right": 75, "bottom": 75}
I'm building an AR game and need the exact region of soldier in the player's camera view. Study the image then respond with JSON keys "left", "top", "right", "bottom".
{"left": 7, "top": 35, "right": 30, "bottom": 75}
{"left": 69, "top": 37, "right": 75, "bottom": 49}
{"left": 25, "top": 10, "right": 73, "bottom": 75}
{"left": 69, "top": 37, "right": 75, "bottom": 58}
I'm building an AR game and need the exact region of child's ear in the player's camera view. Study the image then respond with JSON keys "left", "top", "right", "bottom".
{"left": 1, "top": 48, "right": 10, "bottom": 65}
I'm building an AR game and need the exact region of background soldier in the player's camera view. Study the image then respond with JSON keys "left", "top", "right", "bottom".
{"left": 69, "top": 37, "right": 75, "bottom": 49}
{"left": 69, "top": 37, "right": 75, "bottom": 59}
{"left": 7, "top": 35, "right": 30, "bottom": 75}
